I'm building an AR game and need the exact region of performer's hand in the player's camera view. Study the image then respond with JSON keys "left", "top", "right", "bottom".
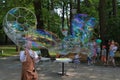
{"left": 33, "top": 72, "right": 38, "bottom": 79}
{"left": 24, "top": 50, "right": 27, "bottom": 55}
{"left": 38, "top": 56, "right": 41, "bottom": 59}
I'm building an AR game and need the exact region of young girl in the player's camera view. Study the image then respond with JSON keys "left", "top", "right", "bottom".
{"left": 108, "top": 40, "right": 118, "bottom": 67}
{"left": 73, "top": 53, "right": 80, "bottom": 67}
{"left": 87, "top": 53, "right": 92, "bottom": 65}
{"left": 101, "top": 45, "right": 107, "bottom": 65}
{"left": 96, "top": 44, "right": 101, "bottom": 62}
{"left": 89, "top": 38, "right": 97, "bottom": 64}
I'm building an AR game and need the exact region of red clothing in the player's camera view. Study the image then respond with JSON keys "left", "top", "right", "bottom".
{"left": 21, "top": 50, "right": 38, "bottom": 80}
{"left": 101, "top": 55, "right": 106, "bottom": 63}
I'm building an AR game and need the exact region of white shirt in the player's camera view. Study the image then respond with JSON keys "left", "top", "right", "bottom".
{"left": 74, "top": 54, "right": 80, "bottom": 59}
{"left": 112, "top": 46, "right": 118, "bottom": 53}
{"left": 20, "top": 49, "right": 39, "bottom": 63}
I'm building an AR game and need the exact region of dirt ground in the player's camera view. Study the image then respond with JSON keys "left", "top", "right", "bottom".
{"left": 0, "top": 55, "right": 120, "bottom": 80}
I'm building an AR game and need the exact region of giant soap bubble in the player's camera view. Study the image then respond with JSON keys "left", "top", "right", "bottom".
{"left": 72, "top": 14, "right": 97, "bottom": 45}
{"left": 3, "top": 7, "right": 59, "bottom": 48}
{"left": 3, "top": 7, "right": 97, "bottom": 56}
{"left": 30, "top": 29, "right": 59, "bottom": 48}
{"left": 3, "top": 7, "right": 37, "bottom": 47}
{"left": 57, "top": 14, "right": 97, "bottom": 55}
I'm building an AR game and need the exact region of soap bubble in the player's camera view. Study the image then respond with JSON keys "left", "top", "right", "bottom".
{"left": 3, "top": 7, "right": 59, "bottom": 48}
{"left": 3, "top": 7, "right": 37, "bottom": 47}
{"left": 57, "top": 14, "right": 97, "bottom": 55}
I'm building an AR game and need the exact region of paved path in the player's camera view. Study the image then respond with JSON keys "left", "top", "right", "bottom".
{"left": 0, "top": 56, "right": 120, "bottom": 80}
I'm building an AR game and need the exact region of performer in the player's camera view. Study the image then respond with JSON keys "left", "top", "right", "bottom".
{"left": 20, "top": 40, "right": 40, "bottom": 80}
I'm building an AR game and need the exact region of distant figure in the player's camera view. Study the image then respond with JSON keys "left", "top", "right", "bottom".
{"left": 73, "top": 53, "right": 80, "bottom": 67}
{"left": 107, "top": 40, "right": 118, "bottom": 67}
{"left": 101, "top": 45, "right": 107, "bottom": 65}
{"left": 87, "top": 52, "right": 92, "bottom": 66}
{"left": 88, "top": 38, "right": 97, "bottom": 64}
{"left": 96, "top": 43, "right": 101, "bottom": 62}
{"left": 20, "top": 41, "right": 40, "bottom": 80}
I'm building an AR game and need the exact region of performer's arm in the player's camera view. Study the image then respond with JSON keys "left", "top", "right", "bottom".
{"left": 29, "top": 50, "right": 40, "bottom": 63}
{"left": 20, "top": 51, "right": 26, "bottom": 62}
{"left": 34, "top": 51, "right": 40, "bottom": 63}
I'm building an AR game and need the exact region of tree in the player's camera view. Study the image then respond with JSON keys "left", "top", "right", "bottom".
{"left": 0, "top": 0, "right": 120, "bottom": 45}
{"left": 69, "top": 0, "right": 73, "bottom": 35}
{"left": 99, "top": 0, "right": 107, "bottom": 44}
{"left": 77, "top": 0, "right": 80, "bottom": 13}
{"left": 105, "top": 0, "right": 120, "bottom": 43}
{"left": 112, "top": 0, "right": 117, "bottom": 16}
{"left": 33, "top": 0, "right": 44, "bottom": 29}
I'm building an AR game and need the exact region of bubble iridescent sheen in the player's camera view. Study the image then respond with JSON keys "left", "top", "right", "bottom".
{"left": 31, "top": 29, "right": 59, "bottom": 48}
{"left": 3, "top": 7, "right": 59, "bottom": 48}
{"left": 57, "top": 14, "right": 97, "bottom": 55}
{"left": 86, "top": 17, "right": 96, "bottom": 28}
{"left": 53, "top": 14, "right": 97, "bottom": 55}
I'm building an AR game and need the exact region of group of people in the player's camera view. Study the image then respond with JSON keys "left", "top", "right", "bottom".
{"left": 87, "top": 39, "right": 119, "bottom": 67}
{"left": 19, "top": 39, "right": 119, "bottom": 80}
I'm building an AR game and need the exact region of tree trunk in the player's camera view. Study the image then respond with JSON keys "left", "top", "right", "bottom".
{"left": 5, "top": 35, "right": 8, "bottom": 44}
{"left": 112, "top": 0, "right": 117, "bottom": 16}
{"left": 49, "top": 0, "right": 55, "bottom": 31}
{"left": 66, "top": 4, "right": 69, "bottom": 27}
{"left": 99, "top": 0, "right": 107, "bottom": 44}
{"left": 33, "top": 0, "right": 44, "bottom": 29}
{"left": 99, "top": 0, "right": 109, "bottom": 61}
{"left": 70, "top": 0, "right": 73, "bottom": 35}
{"left": 77, "top": 0, "right": 80, "bottom": 13}
{"left": 62, "top": 2, "right": 65, "bottom": 30}
{"left": 47, "top": 0, "right": 50, "bottom": 30}
{"left": 84, "top": 0, "right": 91, "bottom": 7}
{"left": 50, "top": 0, "right": 54, "bottom": 10}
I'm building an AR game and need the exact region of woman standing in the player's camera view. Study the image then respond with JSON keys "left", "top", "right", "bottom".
{"left": 108, "top": 40, "right": 118, "bottom": 67}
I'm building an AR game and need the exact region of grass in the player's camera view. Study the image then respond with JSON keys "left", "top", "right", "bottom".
{"left": 0, "top": 45, "right": 120, "bottom": 66}
{"left": 0, "top": 45, "right": 57, "bottom": 57}
{"left": 0, "top": 46, "right": 18, "bottom": 57}
{"left": 1, "top": 45, "right": 120, "bottom": 58}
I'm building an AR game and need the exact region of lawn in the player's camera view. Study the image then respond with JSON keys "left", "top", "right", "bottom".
{"left": 0, "top": 45, "right": 18, "bottom": 57}
{"left": 0, "top": 45, "right": 57, "bottom": 57}
{"left": 0, "top": 45, "right": 120, "bottom": 58}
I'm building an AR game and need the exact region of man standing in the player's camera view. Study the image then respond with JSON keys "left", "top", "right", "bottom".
{"left": 20, "top": 40, "right": 40, "bottom": 80}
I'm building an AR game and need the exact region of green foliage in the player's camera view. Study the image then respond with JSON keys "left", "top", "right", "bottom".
{"left": 80, "top": 0, "right": 99, "bottom": 18}
{"left": 0, "top": 28, "right": 4, "bottom": 37}
{"left": 0, "top": 0, "right": 34, "bottom": 43}
{"left": 0, "top": 46, "right": 17, "bottom": 57}
{"left": 0, "top": 0, "right": 120, "bottom": 44}
{"left": 106, "top": 17, "right": 120, "bottom": 42}
{"left": 42, "top": 7, "right": 63, "bottom": 38}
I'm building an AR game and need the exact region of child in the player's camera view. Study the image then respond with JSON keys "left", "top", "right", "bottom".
{"left": 87, "top": 52, "right": 92, "bottom": 65}
{"left": 89, "top": 38, "right": 97, "bottom": 64}
{"left": 73, "top": 53, "right": 80, "bottom": 67}
{"left": 101, "top": 45, "right": 107, "bottom": 65}
{"left": 107, "top": 40, "right": 118, "bottom": 67}
{"left": 96, "top": 44, "right": 101, "bottom": 62}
